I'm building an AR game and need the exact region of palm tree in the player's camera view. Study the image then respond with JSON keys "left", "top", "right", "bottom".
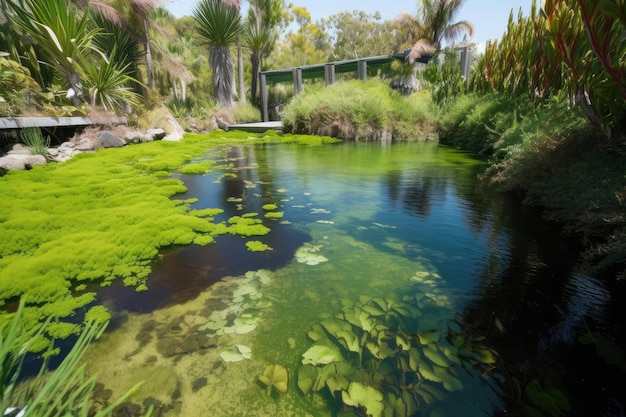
{"left": 84, "top": 0, "right": 162, "bottom": 89}
{"left": 193, "top": 0, "right": 242, "bottom": 109}
{"left": 396, "top": 0, "right": 474, "bottom": 62}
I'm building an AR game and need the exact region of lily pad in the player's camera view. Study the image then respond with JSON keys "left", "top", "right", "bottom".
{"left": 259, "top": 364, "right": 289, "bottom": 394}
{"left": 341, "top": 382, "right": 384, "bottom": 417}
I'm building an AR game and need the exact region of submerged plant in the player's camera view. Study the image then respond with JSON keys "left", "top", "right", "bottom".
{"left": 297, "top": 290, "right": 500, "bottom": 417}
{"left": 259, "top": 364, "right": 289, "bottom": 395}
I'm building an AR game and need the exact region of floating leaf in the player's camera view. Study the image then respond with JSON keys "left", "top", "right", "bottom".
{"left": 259, "top": 364, "right": 289, "bottom": 394}
{"left": 443, "top": 374, "right": 463, "bottom": 391}
{"left": 342, "top": 382, "right": 385, "bottom": 417}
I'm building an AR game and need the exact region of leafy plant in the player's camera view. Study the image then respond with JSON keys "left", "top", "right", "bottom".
{"left": 20, "top": 127, "right": 50, "bottom": 156}
{"left": 297, "top": 291, "right": 500, "bottom": 417}
{"left": 258, "top": 364, "right": 289, "bottom": 395}
{"left": 422, "top": 49, "right": 466, "bottom": 109}
{"left": 0, "top": 300, "right": 150, "bottom": 417}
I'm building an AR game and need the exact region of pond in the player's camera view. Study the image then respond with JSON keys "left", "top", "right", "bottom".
{"left": 83, "top": 141, "right": 626, "bottom": 417}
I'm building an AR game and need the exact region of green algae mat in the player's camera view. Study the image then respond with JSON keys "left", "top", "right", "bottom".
{"left": 0, "top": 131, "right": 337, "bottom": 350}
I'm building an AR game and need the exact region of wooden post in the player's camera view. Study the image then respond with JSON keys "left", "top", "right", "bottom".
{"left": 459, "top": 46, "right": 472, "bottom": 86}
{"left": 324, "top": 64, "right": 335, "bottom": 86}
{"left": 357, "top": 60, "right": 367, "bottom": 81}
{"left": 293, "top": 68, "right": 303, "bottom": 95}
{"left": 260, "top": 73, "right": 269, "bottom": 122}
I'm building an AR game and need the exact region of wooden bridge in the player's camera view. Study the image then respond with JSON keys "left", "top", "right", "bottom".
{"left": 257, "top": 47, "right": 472, "bottom": 123}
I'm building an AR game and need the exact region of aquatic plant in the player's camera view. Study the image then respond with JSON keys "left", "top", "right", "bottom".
{"left": 264, "top": 211, "right": 284, "bottom": 220}
{"left": 259, "top": 364, "right": 289, "bottom": 395}
{"left": 262, "top": 203, "right": 278, "bottom": 211}
{"left": 0, "top": 301, "right": 149, "bottom": 417}
{"left": 297, "top": 291, "right": 500, "bottom": 417}
{"left": 245, "top": 241, "right": 273, "bottom": 252}
{"left": 0, "top": 132, "right": 310, "bottom": 349}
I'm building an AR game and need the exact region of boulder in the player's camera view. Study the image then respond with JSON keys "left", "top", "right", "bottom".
{"left": 47, "top": 148, "right": 59, "bottom": 157}
{"left": 163, "top": 130, "right": 183, "bottom": 141}
{"left": 123, "top": 130, "right": 146, "bottom": 144}
{"left": 0, "top": 156, "right": 26, "bottom": 171}
{"left": 59, "top": 141, "right": 76, "bottom": 149}
{"left": 97, "top": 131, "right": 125, "bottom": 148}
{"left": 75, "top": 137, "right": 97, "bottom": 151}
{"left": 6, "top": 153, "right": 47, "bottom": 168}
{"left": 146, "top": 128, "right": 166, "bottom": 141}
{"left": 7, "top": 143, "right": 32, "bottom": 155}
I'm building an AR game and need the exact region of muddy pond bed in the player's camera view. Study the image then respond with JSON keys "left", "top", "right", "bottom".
{"left": 80, "top": 141, "right": 626, "bottom": 417}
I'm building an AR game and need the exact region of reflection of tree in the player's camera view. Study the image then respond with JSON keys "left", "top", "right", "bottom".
{"left": 385, "top": 169, "right": 447, "bottom": 218}
{"left": 458, "top": 202, "right": 624, "bottom": 415}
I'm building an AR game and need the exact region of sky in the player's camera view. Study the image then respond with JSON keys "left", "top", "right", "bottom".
{"left": 164, "top": 0, "right": 531, "bottom": 51}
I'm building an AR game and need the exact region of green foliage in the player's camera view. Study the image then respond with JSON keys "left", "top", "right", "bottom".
{"left": 262, "top": 203, "right": 278, "bottom": 211}
{"left": 439, "top": 93, "right": 533, "bottom": 155}
{"left": 422, "top": 49, "right": 466, "bottom": 109}
{"left": 282, "top": 79, "right": 438, "bottom": 141}
{"left": 193, "top": 0, "right": 242, "bottom": 108}
{"left": 259, "top": 364, "right": 289, "bottom": 394}
{"left": 19, "top": 127, "right": 50, "bottom": 155}
{"left": 1, "top": 132, "right": 324, "bottom": 346}
{"left": 297, "top": 292, "right": 500, "bottom": 416}
{"left": 232, "top": 101, "right": 261, "bottom": 123}
{"left": 0, "top": 301, "right": 150, "bottom": 417}
{"left": 470, "top": 0, "right": 625, "bottom": 141}
{"left": 245, "top": 240, "right": 273, "bottom": 252}
{"left": 0, "top": 58, "right": 40, "bottom": 116}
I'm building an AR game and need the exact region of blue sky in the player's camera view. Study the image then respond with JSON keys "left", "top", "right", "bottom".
{"left": 164, "top": 0, "right": 530, "bottom": 48}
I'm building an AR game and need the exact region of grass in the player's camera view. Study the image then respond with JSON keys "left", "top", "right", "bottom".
{"left": 0, "top": 130, "right": 338, "bottom": 351}
{"left": 20, "top": 127, "right": 50, "bottom": 155}
{"left": 282, "top": 79, "right": 438, "bottom": 141}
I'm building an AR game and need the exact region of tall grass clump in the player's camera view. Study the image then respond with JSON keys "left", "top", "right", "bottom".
{"left": 282, "top": 79, "right": 437, "bottom": 141}
{"left": 0, "top": 301, "right": 149, "bottom": 417}
{"left": 20, "top": 127, "right": 50, "bottom": 155}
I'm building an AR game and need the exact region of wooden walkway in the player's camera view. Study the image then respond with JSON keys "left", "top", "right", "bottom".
{"left": 226, "top": 121, "right": 282, "bottom": 133}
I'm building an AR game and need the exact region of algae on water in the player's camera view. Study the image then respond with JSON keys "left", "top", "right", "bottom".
{"left": 0, "top": 131, "right": 315, "bottom": 347}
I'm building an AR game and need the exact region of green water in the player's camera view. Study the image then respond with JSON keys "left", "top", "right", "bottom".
{"left": 83, "top": 142, "right": 614, "bottom": 416}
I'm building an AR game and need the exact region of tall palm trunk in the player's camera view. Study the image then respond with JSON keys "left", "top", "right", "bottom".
{"left": 210, "top": 44, "right": 235, "bottom": 108}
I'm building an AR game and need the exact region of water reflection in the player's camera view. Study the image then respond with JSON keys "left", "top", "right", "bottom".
{"left": 84, "top": 141, "right": 624, "bottom": 417}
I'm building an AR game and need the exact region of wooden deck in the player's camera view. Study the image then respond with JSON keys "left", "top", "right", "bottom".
{"left": 226, "top": 121, "right": 282, "bottom": 134}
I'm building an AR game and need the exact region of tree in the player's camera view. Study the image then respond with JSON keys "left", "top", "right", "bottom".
{"left": 243, "top": 0, "right": 285, "bottom": 104}
{"left": 395, "top": 0, "right": 474, "bottom": 62}
{"left": 193, "top": 0, "right": 243, "bottom": 108}
{"left": 321, "top": 11, "right": 397, "bottom": 61}
{"left": 268, "top": 6, "right": 329, "bottom": 68}
{"left": 85, "top": 0, "right": 163, "bottom": 90}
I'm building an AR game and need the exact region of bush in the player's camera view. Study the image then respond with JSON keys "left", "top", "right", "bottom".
{"left": 282, "top": 79, "right": 437, "bottom": 141}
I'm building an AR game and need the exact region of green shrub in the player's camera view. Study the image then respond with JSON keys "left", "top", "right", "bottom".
{"left": 20, "top": 127, "right": 50, "bottom": 155}
{"left": 233, "top": 101, "right": 262, "bottom": 123}
{"left": 282, "top": 79, "right": 437, "bottom": 141}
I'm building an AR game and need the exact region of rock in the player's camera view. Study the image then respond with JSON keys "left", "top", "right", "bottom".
{"left": 59, "top": 141, "right": 75, "bottom": 149}
{"left": 97, "top": 131, "right": 125, "bottom": 148}
{"left": 3, "top": 154, "right": 46, "bottom": 169}
{"left": 23, "top": 154, "right": 47, "bottom": 168}
{"left": 0, "top": 156, "right": 26, "bottom": 171}
{"left": 76, "top": 137, "right": 97, "bottom": 151}
{"left": 47, "top": 148, "right": 59, "bottom": 157}
{"left": 146, "top": 128, "right": 166, "bottom": 141}
{"left": 163, "top": 130, "right": 183, "bottom": 141}
{"left": 123, "top": 131, "right": 146, "bottom": 144}
{"left": 7, "top": 143, "right": 33, "bottom": 155}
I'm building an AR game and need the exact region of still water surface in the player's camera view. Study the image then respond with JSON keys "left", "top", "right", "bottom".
{"left": 85, "top": 142, "right": 624, "bottom": 417}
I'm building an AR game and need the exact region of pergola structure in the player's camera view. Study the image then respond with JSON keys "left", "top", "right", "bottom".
{"left": 258, "top": 47, "right": 471, "bottom": 122}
